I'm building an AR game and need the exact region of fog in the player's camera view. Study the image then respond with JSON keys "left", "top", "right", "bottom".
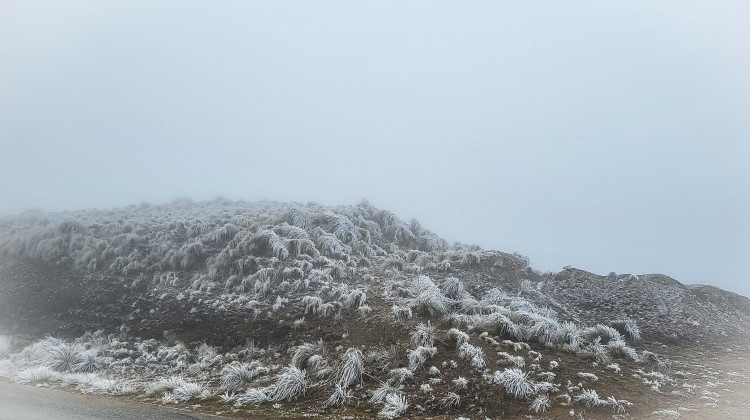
{"left": 1, "top": 1, "right": 748, "bottom": 297}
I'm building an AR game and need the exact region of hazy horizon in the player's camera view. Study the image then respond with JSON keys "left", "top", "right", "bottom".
{"left": 2, "top": 1, "right": 749, "bottom": 297}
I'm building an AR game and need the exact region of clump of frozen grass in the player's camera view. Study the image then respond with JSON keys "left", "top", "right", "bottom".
{"left": 606, "top": 396, "right": 633, "bottom": 414}
{"left": 573, "top": 388, "right": 606, "bottom": 408}
{"left": 640, "top": 351, "right": 668, "bottom": 371}
{"left": 581, "top": 324, "right": 623, "bottom": 345}
{"left": 577, "top": 372, "right": 599, "bottom": 381}
{"left": 146, "top": 376, "right": 188, "bottom": 395}
{"left": 440, "top": 277, "right": 465, "bottom": 299}
{"left": 611, "top": 318, "right": 641, "bottom": 341}
{"left": 608, "top": 339, "right": 639, "bottom": 361}
{"left": 498, "top": 352, "right": 525, "bottom": 368}
{"left": 391, "top": 305, "right": 412, "bottom": 322}
{"left": 306, "top": 354, "right": 332, "bottom": 378}
{"left": 269, "top": 365, "right": 307, "bottom": 401}
{"left": 408, "top": 346, "right": 437, "bottom": 372}
{"left": 420, "top": 383, "right": 433, "bottom": 394}
{"left": 411, "top": 322, "right": 435, "bottom": 348}
{"left": 530, "top": 394, "right": 550, "bottom": 413}
{"left": 0, "top": 336, "right": 12, "bottom": 358}
{"left": 452, "top": 376, "right": 468, "bottom": 390}
{"left": 343, "top": 288, "right": 367, "bottom": 310}
{"left": 494, "top": 368, "right": 535, "bottom": 399}
{"left": 86, "top": 377, "right": 136, "bottom": 395}
{"left": 301, "top": 296, "right": 323, "bottom": 315}
{"left": 388, "top": 367, "right": 414, "bottom": 384}
{"left": 370, "top": 382, "right": 403, "bottom": 403}
{"left": 220, "top": 362, "right": 267, "bottom": 393}
{"left": 440, "top": 391, "right": 461, "bottom": 408}
{"left": 429, "top": 366, "right": 440, "bottom": 377}
{"left": 582, "top": 338, "right": 612, "bottom": 364}
{"left": 325, "top": 383, "right": 354, "bottom": 407}
{"left": 49, "top": 342, "right": 87, "bottom": 372}
{"left": 333, "top": 348, "right": 364, "bottom": 389}
{"left": 447, "top": 328, "right": 469, "bottom": 348}
{"left": 652, "top": 409, "right": 680, "bottom": 419}
{"left": 290, "top": 339, "right": 325, "bottom": 370}
{"left": 606, "top": 363, "right": 621, "bottom": 373}
{"left": 16, "top": 366, "right": 61, "bottom": 383}
{"left": 379, "top": 393, "right": 409, "bottom": 419}
{"left": 412, "top": 275, "right": 449, "bottom": 317}
{"left": 458, "top": 342, "right": 486, "bottom": 371}
{"left": 163, "top": 381, "right": 211, "bottom": 403}
{"left": 235, "top": 387, "right": 269, "bottom": 405}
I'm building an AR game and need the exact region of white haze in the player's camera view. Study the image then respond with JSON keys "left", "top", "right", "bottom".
{"left": 1, "top": 1, "right": 749, "bottom": 296}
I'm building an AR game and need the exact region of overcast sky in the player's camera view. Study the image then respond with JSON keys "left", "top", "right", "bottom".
{"left": 1, "top": 1, "right": 749, "bottom": 296}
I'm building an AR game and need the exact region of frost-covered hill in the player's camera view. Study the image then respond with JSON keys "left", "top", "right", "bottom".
{"left": 0, "top": 199, "right": 748, "bottom": 419}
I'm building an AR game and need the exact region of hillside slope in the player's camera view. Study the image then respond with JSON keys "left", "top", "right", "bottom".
{"left": 1, "top": 199, "right": 748, "bottom": 419}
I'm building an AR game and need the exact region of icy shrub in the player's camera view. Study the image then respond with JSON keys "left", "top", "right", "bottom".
{"left": 290, "top": 339, "right": 326, "bottom": 370}
{"left": 457, "top": 343, "right": 486, "bottom": 371}
{"left": 333, "top": 348, "right": 364, "bottom": 389}
{"left": 530, "top": 394, "right": 550, "bottom": 413}
{"left": 493, "top": 368, "right": 535, "bottom": 399}
{"left": 379, "top": 393, "right": 409, "bottom": 419}
{"left": 574, "top": 388, "right": 606, "bottom": 408}
{"left": 49, "top": 342, "right": 88, "bottom": 373}
{"left": 408, "top": 346, "right": 437, "bottom": 372}
{"left": 391, "top": 305, "right": 413, "bottom": 322}
{"left": 447, "top": 328, "right": 469, "bottom": 348}
{"left": 440, "top": 391, "right": 461, "bottom": 408}
{"left": 269, "top": 365, "right": 307, "bottom": 401}
{"left": 610, "top": 318, "right": 641, "bottom": 341}
{"left": 410, "top": 322, "right": 435, "bottom": 348}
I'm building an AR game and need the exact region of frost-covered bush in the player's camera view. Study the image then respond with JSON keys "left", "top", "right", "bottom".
{"left": 391, "top": 305, "right": 413, "bottom": 322}
{"left": 440, "top": 391, "right": 461, "bottom": 408}
{"left": 611, "top": 318, "right": 641, "bottom": 341}
{"left": 388, "top": 367, "right": 414, "bottom": 384}
{"left": 220, "top": 362, "right": 267, "bottom": 393}
{"left": 640, "top": 351, "right": 668, "bottom": 371}
{"left": 457, "top": 343, "right": 485, "bottom": 371}
{"left": 574, "top": 388, "right": 606, "bottom": 407}
{"left": 412, "top": 276, "right": 449, "bottom": 317}
{"left": 498, "top": 352, "right": 525, "bottom": 368}
{"left": 407, "top": 346, "right": 437, "bottom": 372}
{"left": 325, "top": 383, "right": 353, "bottom": 407}
{"left": 159, "top": 379, "right": 211, "bottom": 403}
{"left": 410, "top": 322, "right": 435, "bottom": 348}
{"left": 379, "top": 393, "right": 409, "bottom": 419}
{"left": 236, "top": 387, "right": 269, "bottom": 405}
{"left": 290, "top": 339, "right": 325, "bottom": 370}
{"left": 493, "top": 368, "right": 535, "bottom": 399}
{"left": 269, "top": 365, "right": 307, "bottom": 401}
{"left": 333, "top": 348, "right": 364, "bottom": 389}
{"left": 447, "top": 328, "right": 469, "bottom": 347}
{"left": 452, "top": 376, "right": 468, "bottom": 390}
{"left": 578, "top": 372, "right": 599, "bottom": 381}
{"left": 530, "top": 394, "right": 550, "bottom": 413}
{"left": 49, "top": 342, "right": 88, "bottom": 373}
{"left": 581, "top": 324, "right": 623, "bottom": 345}
{"left": 16, "top": 366, "right": 61, "bottom": 383}
{"left": 607, "top": 339, "right": 639, "bottom": 361}
{"left": 440, "top": 277, "right": 465, "bottom": 300}
{"left": 370, "top": 383, "right": 403, "bottom": 403}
